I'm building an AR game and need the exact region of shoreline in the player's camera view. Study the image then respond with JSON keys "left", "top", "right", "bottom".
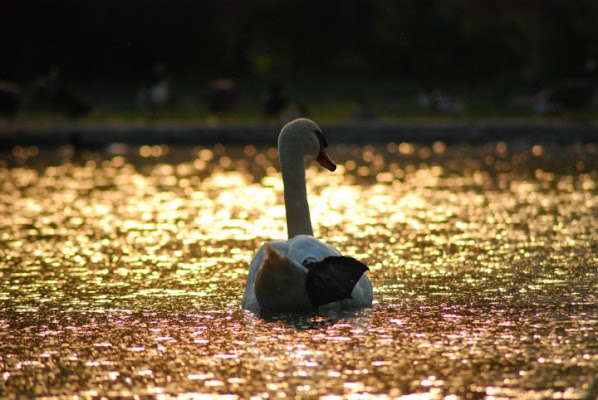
{"left": 1, "top": 119, "right": 597, "bottom": 147}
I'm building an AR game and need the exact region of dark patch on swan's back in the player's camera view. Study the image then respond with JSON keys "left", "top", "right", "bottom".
{"left": 305, "top": 256, "right": 368, "bottom": 308}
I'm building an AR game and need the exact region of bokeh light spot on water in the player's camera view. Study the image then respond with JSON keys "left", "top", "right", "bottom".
{"left": 0, "top": 141, "right": 597, "bottom": 399}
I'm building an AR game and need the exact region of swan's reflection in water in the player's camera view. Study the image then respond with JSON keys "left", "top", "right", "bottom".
{"left": 250, "top": 308, "right": 373, "bottom": 330}
{"left": 0, "top": 141, "right": 597, "bottom": 399}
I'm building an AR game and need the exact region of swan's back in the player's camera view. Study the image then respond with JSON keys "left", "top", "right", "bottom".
{"left": 242, "top": 235, "right": 372, "bottom": 315}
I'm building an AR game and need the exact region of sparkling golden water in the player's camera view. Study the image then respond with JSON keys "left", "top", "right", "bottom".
{"left": 1, "top": 141, "right": 597, "bottom": 399}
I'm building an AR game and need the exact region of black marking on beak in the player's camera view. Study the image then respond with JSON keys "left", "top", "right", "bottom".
{"left": 314, "top": 129, "right": 328, "bottom": 148}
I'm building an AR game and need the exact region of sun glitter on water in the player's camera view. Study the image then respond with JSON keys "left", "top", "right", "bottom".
{"left": 0, "top": 141, "right": 597, "bottom": 399}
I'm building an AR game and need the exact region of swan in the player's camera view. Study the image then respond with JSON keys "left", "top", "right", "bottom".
{"left": 242, "top": 118, "right": 373, "bottom": 315}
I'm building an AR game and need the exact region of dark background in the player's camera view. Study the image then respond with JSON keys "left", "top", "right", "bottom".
{"left": 2, "top": 0, "right": 598, "bottom": 119}
{"left": 3, "top": 0, "right": 597, "bottom": 84}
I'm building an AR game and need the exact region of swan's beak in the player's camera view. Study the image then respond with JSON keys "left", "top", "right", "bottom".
{"left": 317, "top": 148, "right": 336, "bottom": 171}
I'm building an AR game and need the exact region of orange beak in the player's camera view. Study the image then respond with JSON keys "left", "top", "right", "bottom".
{"left": 317, "top": 148, "right": 336, "bottom": 171}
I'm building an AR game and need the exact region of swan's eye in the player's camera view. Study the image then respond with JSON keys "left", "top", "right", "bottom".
{"left": 314, "top": 130, "right": 327, "bottom": 148}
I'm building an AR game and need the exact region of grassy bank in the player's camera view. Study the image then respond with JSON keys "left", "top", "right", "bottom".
{"left": 6, "top": 75, "right": 598, "bottom": 124}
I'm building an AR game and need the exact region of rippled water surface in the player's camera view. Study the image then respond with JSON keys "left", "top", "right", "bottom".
{"left": 1, "top": 140, "right": 597, "bottom": 399}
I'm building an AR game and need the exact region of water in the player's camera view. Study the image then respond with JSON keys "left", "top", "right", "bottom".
{"left": 1, "top": 140, "right": 597, "bottom": 399}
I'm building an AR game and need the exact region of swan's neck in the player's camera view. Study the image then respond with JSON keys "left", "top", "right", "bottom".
{"left": 280, "top": 147, "right": 313, "bottom": 239}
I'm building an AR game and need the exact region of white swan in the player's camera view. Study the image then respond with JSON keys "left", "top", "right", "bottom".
{"left": 242, "top": 118, "right": 373, "bottom": 315}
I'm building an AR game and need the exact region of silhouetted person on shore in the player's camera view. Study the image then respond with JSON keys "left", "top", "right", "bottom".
{"left": 138, "top": 63, "right": 175, "bottom": 116}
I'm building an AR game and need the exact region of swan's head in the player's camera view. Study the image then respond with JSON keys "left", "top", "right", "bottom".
{"left": 254, "top": 244, "right": 313, "bottom": 313}
{"left": 278, "top": 118, "right": 336, "bottom": 171}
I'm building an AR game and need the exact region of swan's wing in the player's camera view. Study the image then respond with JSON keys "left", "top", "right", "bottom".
{"left": 305, "top": 256, "right": 369, "bottom": 308}
{"left": 241, "top": 240, "right": 289, "bottom": 312}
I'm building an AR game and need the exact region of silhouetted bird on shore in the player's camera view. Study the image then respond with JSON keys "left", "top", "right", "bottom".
{"left": 206, "top": 79, "right": 236, "bottom": 115}
{"left": 31, "top": 68, "right": 91, "bottom": 118}
{"left": 0, "top": 81, "right": 21, "bottom": 120}
{"left": 418, "top": 89, "right": 464, "bottom": 114}
{"left": 280, "top": 103, "right": 309, "bottom": 123}
{"left": 534, "top": 78, "right": 595, "bottom": 114}
{"left": 351, "top": 97, "right": 375, "bottom": 120}
{"left": 262, "top": 83, "right": 288, "bottom": 118}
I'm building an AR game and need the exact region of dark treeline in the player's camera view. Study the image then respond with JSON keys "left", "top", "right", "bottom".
{"left": 3, "top": 0, "right": 598, "bottom": 87}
